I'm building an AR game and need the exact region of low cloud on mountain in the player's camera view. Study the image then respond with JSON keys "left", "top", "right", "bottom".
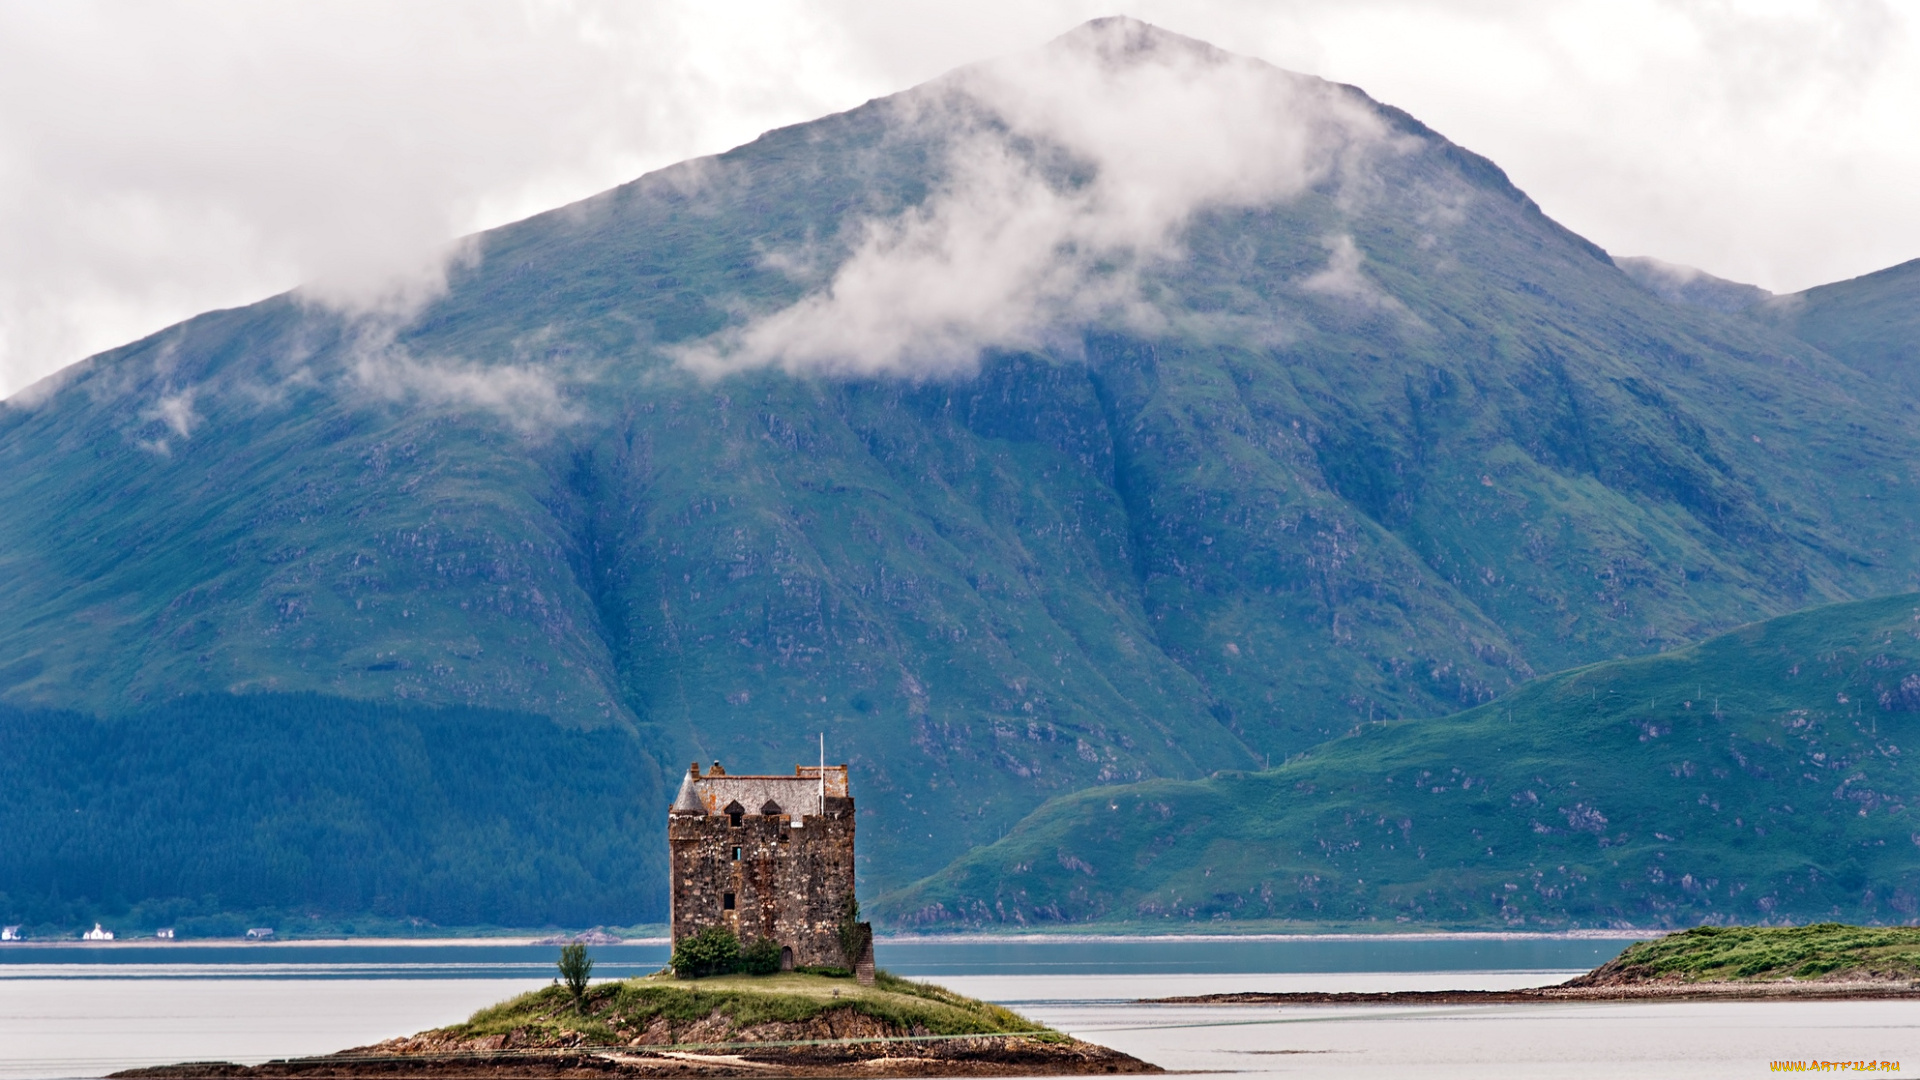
{"left": 677, "top": 19, "right": 1397, "bottom": 379}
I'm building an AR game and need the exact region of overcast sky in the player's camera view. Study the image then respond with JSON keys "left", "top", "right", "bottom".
{"left": 2, "top": 0, "right": 1915, "bottom": 398}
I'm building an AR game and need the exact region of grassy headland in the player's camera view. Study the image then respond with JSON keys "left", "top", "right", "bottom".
{"left": 1577, "top": 924, "right": 1920, "bottom": 985}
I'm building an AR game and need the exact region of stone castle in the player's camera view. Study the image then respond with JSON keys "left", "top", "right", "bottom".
{"left": 667, "top": 760, "right": 870, "bottom": 976}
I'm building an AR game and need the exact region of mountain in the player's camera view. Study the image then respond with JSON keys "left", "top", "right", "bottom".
{"left": 5, "top": 17, "right": 1920, "bottom": 917}
{"left": 1613, "top": 257, "right": 1771, "bottom": 314}
{"left": 875, "top": 592, "right": 1920, "bottom": 929}
{"left": 1756, "top": 258, "right": 1920, "bottom": 399}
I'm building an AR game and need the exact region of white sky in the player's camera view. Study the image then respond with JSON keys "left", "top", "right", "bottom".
{"left": 2, "top": 0, "right": 1915, "bottom": 399}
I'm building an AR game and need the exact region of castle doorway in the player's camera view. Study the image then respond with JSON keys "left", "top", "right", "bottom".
{"left": 779, "top": 946, "right": 794, "bottom": 972}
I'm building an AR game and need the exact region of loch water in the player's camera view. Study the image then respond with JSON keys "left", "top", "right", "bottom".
{"left": 2, "top": 936, "right": 1913, "bottom": 1079}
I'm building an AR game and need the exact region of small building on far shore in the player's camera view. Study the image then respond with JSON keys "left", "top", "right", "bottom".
{"left": 1, "top": 925, "right": 20, "bottom": 941}
{"left": 245, "top": 928, "right": 275, "bottom": 940}
{"left": 155, "top": 928, "right": 176, "bottom": 940}
{"left": 82, "top": 923, "right": 114, "bottom": 941}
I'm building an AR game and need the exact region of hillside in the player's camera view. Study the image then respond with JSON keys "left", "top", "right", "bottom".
{"left": 6, "top": 18, "right": 1920, "bottom": 910}
{"left": 1613, "top": 257, "right": 1771, "bottom": 314}
{"left": 876, "top": 592, "right": 1920, "bottom": 928}
{"left": 0, "top": 695, "right": 666, "bottom": 931}
{"left": 1756, "top": 258, "right": 1920, "bottom": 398}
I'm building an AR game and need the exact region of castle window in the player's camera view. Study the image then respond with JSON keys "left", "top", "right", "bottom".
{"left": 723, "top": 892, "right": 735, "bottom": 910}
{"left": 732, "top": 846, "right": 741, "bottom": 861}
{"left": 724, "top": 800, "right": 745, "bottom": 828}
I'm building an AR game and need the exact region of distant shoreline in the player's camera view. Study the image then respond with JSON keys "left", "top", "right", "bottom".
{"left": 0, "top": 929, "right": 1649, "bottom": 948}
{"left": 0, "top": 936, "right": 667, "bottom": 948}
{"left": 875, "top": 929, "right": 1648, "bottom": 944}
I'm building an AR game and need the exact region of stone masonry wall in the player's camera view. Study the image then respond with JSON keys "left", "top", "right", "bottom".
{"left": 669, "top": 797, "right": 855, "bottom": 968}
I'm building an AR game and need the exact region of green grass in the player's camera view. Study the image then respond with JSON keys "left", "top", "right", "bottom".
{"left": 878, "top": 593, "right": 1920, "bottom": 929}
{"left": 1598, "top": 924, "right": 1920, "bottom": 982}
{"left": 440, "top": 970, "right": 1053, "bottom": 1048}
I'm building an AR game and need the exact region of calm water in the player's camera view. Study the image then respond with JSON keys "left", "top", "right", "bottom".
{"left": 4, "top": 937, "right": 1914, "bottom": 1079}
{"left": 0, "top": 935, "right": 1637, "bottom": 979}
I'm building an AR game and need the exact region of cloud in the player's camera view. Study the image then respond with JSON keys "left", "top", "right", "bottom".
{"left": 679, "top": 18, "right": 1395, "bottom": 379}
{"left": 0, "top": 0, "right": 885, "bottom": 398}
{"left": 5, "top": 2, "right": 1919, "bottom": 398}
{"left": 296, "top": 236, "right": 483, "bottom": 322}
{"left": 146, "top": 388, "right": 199, "bottom": 438}
{"left": 128, "top": 386, "right": 199, "bottom": 456}
{"left": 1299, "top": 233, "right": 1403, "bottom": 313}
{"left": 344, "top": 326, "right": 579, "bottom": 434}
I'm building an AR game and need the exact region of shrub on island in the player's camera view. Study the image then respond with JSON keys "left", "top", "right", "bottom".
{"left": 669, "top": 926, "right": 786, "bottom": 978}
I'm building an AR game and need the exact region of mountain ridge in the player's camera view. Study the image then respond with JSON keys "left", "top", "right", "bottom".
{"left": 5, "top": 17, "right": 1920, "bottom": 911}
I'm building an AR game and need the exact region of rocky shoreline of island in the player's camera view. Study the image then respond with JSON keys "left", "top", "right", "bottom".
{"left": 112, "top": 1033, "right": 1156, "bottom": 1079}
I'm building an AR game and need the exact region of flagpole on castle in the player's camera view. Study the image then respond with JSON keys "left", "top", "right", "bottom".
{"left": 819, "top": 731, "right": 825, "bottom": 815}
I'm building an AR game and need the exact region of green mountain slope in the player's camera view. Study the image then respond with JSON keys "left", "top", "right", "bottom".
{"left": 5, "top": 18, "right": 1920, "bottom": 903}
{"left": 1613, "top": 256, "right": 1772, "bottom": 314}
{"left": 1758, "top": 258, "right": 1920, "bottom": 397}
{"left": 875, "top": 593, "right": 1920, "bottom": 928}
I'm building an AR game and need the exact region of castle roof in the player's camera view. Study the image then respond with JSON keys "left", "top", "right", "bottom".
{"left": 670, "top": 763, "right": 849, "bottom": 818}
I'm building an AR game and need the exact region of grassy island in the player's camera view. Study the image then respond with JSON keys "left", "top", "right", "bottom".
{"left": 118, "top": 969, "right": 1159, "bottom": 1077}
{"left": 1576, "top": 924, "right": 1920, "bottom": 985}
{"left": 424, "top": 970, "right": 1055, "bottom": 1051}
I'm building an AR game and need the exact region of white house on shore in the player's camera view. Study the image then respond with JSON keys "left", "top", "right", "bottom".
{"left": 82, "top": 923, "right": 113, "bottom": 941}
{"left": 1, "top": 926, "right": 20, "bottom": 941}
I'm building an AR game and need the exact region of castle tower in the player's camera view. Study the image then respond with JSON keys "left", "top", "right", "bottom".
{"left": 667, "top": 760, "right": 860, "bottom": 971}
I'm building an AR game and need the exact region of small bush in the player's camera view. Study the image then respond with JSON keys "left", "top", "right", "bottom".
{"left": 739, "top": 937, "right": 782, "bottom": 975}
{"left": 671, "top": 925, "right": 742, "bottom": 978}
